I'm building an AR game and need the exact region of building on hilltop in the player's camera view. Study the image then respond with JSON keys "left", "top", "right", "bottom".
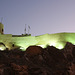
{"left": 0, "top": 22, "right": 35, "bottom": 51}
{"left": 0, "top": 22, "right": 75, "bottom": 51}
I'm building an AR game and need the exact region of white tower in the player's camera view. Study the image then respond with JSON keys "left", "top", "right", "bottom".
{"left": 0, "top": 22, "right": 4, "bottom": 34}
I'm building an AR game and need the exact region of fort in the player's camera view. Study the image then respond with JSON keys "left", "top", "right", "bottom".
{"left": 0, "top": 22, "right": 75, "bottom": 51}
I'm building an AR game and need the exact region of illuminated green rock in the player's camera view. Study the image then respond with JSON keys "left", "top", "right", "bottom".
{"left": 0, "top": 22, "right": 75, "bottom": 51}
{"left": 0, "top": 32, "right": 75, "bottom": 51}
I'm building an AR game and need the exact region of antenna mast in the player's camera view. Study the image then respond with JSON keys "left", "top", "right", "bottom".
{"left": 28, "top": 25, "right": 30, "bottom": 35}
{"left": 24, "top": 24, "right": 26, "bottom": 34}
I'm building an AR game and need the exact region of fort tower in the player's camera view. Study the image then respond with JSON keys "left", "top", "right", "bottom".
{"left": 0, "top": 22, "right": 4, "bottom": 34}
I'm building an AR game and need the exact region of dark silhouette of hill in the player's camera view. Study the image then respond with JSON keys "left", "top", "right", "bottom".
{"left": 0, "top": 42, "right": 75, "bottom": 75}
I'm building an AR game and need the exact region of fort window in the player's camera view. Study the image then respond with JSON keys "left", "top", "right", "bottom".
{"left": 2, "top": 29, "right": 3, "bottom": 32}
{"left": 12, "top": 44, "right": 14, "bottom": 47}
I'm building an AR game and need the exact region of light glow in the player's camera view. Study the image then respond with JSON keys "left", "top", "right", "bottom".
{"left": 0, "top": 46, "right": 6, "bottom": 51}
{"left": 37, "top": 45, "right": 47, "bottom": 48}
{"left": 0, "top": 33, "right": 75, "bottom": 50}
{"left": 56, "top": 45, "right": 64, "bottom": 49}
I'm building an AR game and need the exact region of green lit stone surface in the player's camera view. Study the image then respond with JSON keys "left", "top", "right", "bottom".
{"left": 0, "top": 32, "right": 75, "bottom": 51}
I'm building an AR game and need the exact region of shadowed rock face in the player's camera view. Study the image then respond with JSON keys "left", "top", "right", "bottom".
{"left": 0, "top": 42, "right": 74, "bottom": 75}
{"left": 26, "top": 46, "right": 43, "bottom": 56}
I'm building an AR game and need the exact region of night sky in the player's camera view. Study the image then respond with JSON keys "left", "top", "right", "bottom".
{"left": 0, "top": 0, "right": 75, "bottom": 36}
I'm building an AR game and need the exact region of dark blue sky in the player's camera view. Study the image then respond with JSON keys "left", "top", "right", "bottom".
{"left": 0, "top": 0, "right": 75, "bottom": 36}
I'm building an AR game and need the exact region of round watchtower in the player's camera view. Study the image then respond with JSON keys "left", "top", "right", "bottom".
{"left": 0, "top": 22, "right": 4, "bottom": 34}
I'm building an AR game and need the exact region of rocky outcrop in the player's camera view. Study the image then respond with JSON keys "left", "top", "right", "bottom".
{"left": 0, "top": 43, "right": 75, "bottom": 75}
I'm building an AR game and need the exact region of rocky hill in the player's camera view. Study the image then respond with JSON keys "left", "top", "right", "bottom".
{"left": 0, "top": 42, "right": 75, "bottom": 75}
